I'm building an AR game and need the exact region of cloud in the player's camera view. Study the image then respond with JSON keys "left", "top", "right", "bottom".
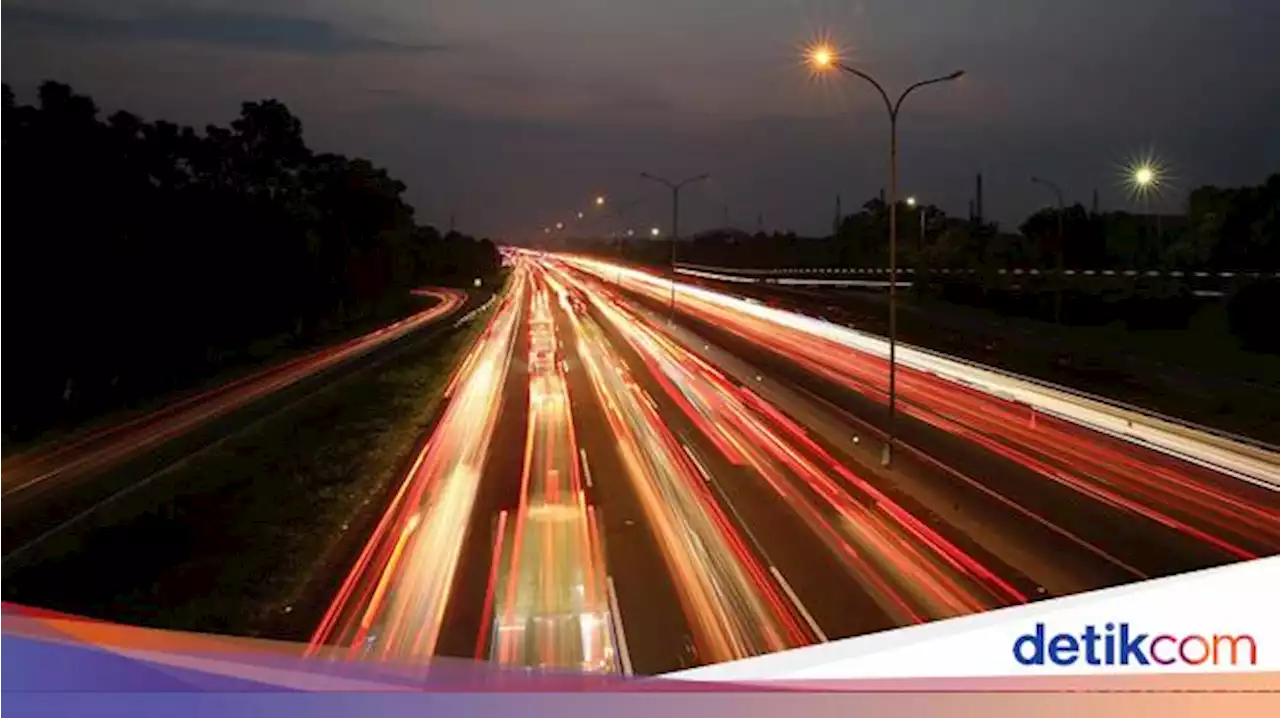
{"left": 3, "top": 6, "right": 450, "bottom": 55}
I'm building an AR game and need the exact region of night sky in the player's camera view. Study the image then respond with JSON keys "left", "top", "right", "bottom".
{"left": 5, "top": 0, "right": 1279, "bottom": 240}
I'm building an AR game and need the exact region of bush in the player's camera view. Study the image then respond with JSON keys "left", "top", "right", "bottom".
{"left": 1227, "top": 280, "right": 1280, "bottom": 354}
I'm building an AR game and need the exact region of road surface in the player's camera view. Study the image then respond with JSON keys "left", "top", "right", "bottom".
{"left": 310, "top": 257, "right": 1280, "bottom": 675}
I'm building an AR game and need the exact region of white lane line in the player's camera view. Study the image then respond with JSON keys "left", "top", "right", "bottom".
{"left": 606, "top": 575, "right": 634, "bottom": 676}
{"left": 769, "top": 565, "right": 828, "bottom": 643}
{"left": 680, "top": 442, "right": 714, "bottom": 482}
{"left": 688, "top": 446, "right": 820, "bottom": 640}
{"left": 579, "top": 448, "right": 594, "bottom": 489}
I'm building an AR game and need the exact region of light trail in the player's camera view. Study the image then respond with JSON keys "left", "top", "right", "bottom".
{"left": 310, "top": 252, "right": 1279, "bottom": 672}
{"left": 309, "top": 279, "right": 522, "bottom": 660}
{"left": 546, "top": 262, "right": 1029, "bottom": 625}
{"left": 561, "top": 257, "right": 1280, "bottom": 558}
{"left": 485, "top": 273, "right": 618, "bottom": 672}
{"left": 541, "top": 265, "right": 818, "bottom": 664}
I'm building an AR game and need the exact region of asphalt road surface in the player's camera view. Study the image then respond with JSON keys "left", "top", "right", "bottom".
{"left": 309, "top": 257, "right": 1280, "bottom": 676}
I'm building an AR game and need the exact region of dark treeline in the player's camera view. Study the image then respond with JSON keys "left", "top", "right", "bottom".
{"left": 551, "top": 175, "right": 1280, "bottom": 353}
{"left": 3, "top": 81, "right": 500, "bottom": 439}
{"left": 605, "top": 176, "right": 1279, "bottom": 272}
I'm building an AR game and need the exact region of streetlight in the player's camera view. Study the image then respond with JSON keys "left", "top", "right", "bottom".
{"left": 639, "top": 171, "right": 711, "bottom": 320}
{"left": 650, "top": 227, "right": 661, "bottom": 237}
{"left": 595, "top": 196, "right": 607, "bottom": 207}
{"left": 809, "top": 43, "right": 964, "bottom": 468}
{"left": 1031, "top": 176, "right": 1066, "bottom": 324}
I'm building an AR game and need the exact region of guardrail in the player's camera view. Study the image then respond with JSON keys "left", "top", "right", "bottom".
{"left": 675, "top": 267, "right": 908, "bottom": 289}
{"left": 453, "top": 293, "right": 499, "bottom": 329}
{"left": 676, "top": 263, "right": 1277, "bottom": 280}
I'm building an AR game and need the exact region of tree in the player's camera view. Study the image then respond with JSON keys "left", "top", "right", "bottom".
{"left": 2, "top": 80, "right": 501, "bottom": 439}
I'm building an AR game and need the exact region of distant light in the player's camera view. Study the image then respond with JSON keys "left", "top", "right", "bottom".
{"left": 473, "top": 277, "right": 482, "bottom": 288}
{"left": 577, "top": 212, "right": 585, "bottom": 220}
{"left": 543, "top": 227, "right": 551, "bottom": 234}
{"left": 906, "top": 196, "right": 917, "bottom": 207}
{"left": 650, "top": 227, "right": 661, "bottom": 237}
{"left": 626, "top": 229, "right": 635, "bottom": 237}
{"left": 595, "top": 196, "right": 606, "bottom": 206}
{"left": 1134, "top": 166, "right": 1155, "bottom": 187}
{"left": 555, "top": 222, "right": 565, "bottom": 230}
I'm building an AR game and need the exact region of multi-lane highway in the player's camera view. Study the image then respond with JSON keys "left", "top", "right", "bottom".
{"left": 2, "top": 288, "right": 469, "bottom": 564}
{"left": 309, "top": 256, "right": 1280, "bottom": 675}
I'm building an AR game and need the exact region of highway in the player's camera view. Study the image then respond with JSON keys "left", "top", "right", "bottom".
{"left": 1, "top": 288, "right": 469, "bottom": 563}
{"left": 310, "top": 256, "right": 1280, "bottom": 675}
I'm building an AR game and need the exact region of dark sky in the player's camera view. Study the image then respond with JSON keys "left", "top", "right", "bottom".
{"left": 5, "top": 0, "right": 1280, "bottom": 240}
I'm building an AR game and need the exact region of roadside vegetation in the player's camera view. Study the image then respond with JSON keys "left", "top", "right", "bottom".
{"left": 3, "top": 80, "right": 500, "bottom": 443}
{"left": 1, "top": 289, "right": 503, "bottom": 639}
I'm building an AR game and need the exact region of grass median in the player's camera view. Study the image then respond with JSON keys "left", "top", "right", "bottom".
{"left": 2, "top": 285, "right": 504, "bottom": 641}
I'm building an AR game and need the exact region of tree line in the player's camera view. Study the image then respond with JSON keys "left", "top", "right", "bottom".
{"left": 651, "top": 177, "right": 1280, "bottom": 272}
{"left": 3, "top": 81, "right": 500, "bottom": 439}
{"left": 551, "top": 175, "right": 1279, "bottom": 352}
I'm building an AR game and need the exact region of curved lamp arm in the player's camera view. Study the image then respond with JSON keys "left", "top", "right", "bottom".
{"left": 837, "top": 66, "right": 965, "bottom": 120}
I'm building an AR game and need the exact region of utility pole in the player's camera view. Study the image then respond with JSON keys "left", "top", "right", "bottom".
{"left": 1031, "top": 176, "right": 1066, "bottom": 324}
{"left": 833, "top": 194, "right": 843, "bottom": 237}
{"left": 975, "top": 173, "right": 984, "bottom": 224}
{"left": 639, "top": 172, "right": 711, "bottom": 321}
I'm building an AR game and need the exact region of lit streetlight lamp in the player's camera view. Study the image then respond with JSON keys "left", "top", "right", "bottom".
{"left": 650, "top": 227, "right": 661, "bottom": 237}
{"left": 1031, "top": 176, "right": 1066, "bottom": 324}
{"left": 595, "top": 195, "right": 607, "bottom": 207}
{"left": 1133, "top": 165, "right": 1156, "bottom": 189}
{"left": 640, "top": 171, "right": 711, "bottom": 320}
{"left": 808, "top": 42, "right": 965, "bottom": 468}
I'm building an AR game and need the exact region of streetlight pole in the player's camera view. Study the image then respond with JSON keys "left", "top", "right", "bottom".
{"left": 812, "top": 52, "right": 964, "bottom": 468}
{"left": 640, "top": 171, "right": 711, "bottom": 321}
{"left": 907, "top": 197, "right": 924, "bottom": 253}
{"left": 1031, "top": 176, "right": 1066, "bottom": 324}
{"left": 1131, "top": 164, "right": 1161, "bottom": 242}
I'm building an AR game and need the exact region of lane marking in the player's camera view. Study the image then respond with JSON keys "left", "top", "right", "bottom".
{"left": 769, "top": 565, "right": 828, "bottom": 643}
{"left": 606, "top": 575, "right": 634, "bottom": 676}
{"left": 475, "top": 509, "right": 510, "bottom": 659}
{"left": 579, "top": 448, "right": 595, "bottom": 489}
{"left": 680, "top": 443, "right": 713, "bottom": 483}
